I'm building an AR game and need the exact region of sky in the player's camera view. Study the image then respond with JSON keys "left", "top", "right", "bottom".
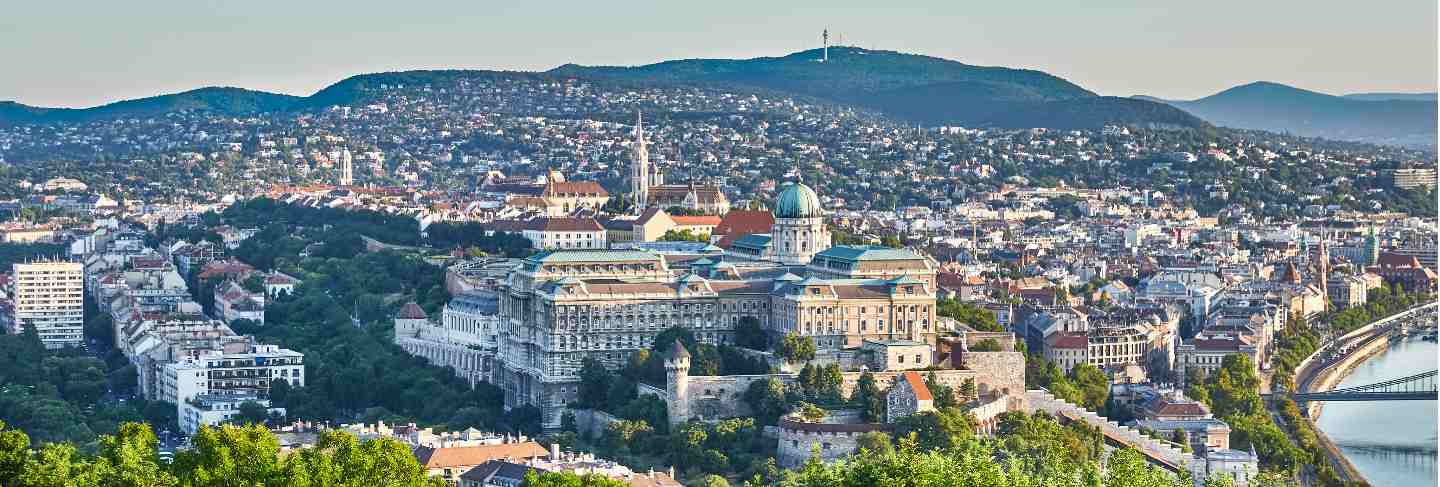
{"left": 3, "top": 1, "right": 1436, "bottom": 108}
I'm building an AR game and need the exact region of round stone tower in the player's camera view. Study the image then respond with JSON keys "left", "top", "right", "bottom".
{"left": 664, "top": 339, "right": 692, "bottom": 424}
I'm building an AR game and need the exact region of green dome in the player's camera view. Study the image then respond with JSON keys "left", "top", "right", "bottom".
{"left": 775, "top": 182, "right": 823, "bottom": 219}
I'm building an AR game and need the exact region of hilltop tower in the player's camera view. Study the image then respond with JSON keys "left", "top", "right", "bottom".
{"left": 632, "top": 112, "right": 650, "bottom": 214}
{"left": 822, "top": 29, "right": 829, "bottom": 62}
{"left": 664, "top": 339, "right": 691, "bottom": 424}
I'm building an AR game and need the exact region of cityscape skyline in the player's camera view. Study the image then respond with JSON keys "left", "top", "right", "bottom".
{"left": 2, "top": 0, "right": 1435, "bottom": 108}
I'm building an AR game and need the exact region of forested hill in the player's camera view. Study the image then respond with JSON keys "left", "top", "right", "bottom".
{"left": 3, "top": 47, "right": 1207, "bottom": 131}
{"left": 1139, "top": 81, "right": 1437, "bottom": 148}
{"left": 0, "top": 87, "right": 301, "bottom": 126}
{"left": 550, "top": 47, "right": 1210, "bottom": 130}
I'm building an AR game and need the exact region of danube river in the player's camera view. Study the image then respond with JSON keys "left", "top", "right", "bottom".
{"left": 1315, "top": 338, "right": 1437, "bottom": 487}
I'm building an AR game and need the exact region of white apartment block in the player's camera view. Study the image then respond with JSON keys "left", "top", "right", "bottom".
{"left": 12, "top": 261, "right": 85, "bottom": 349}
{"left": 179, "top": 393, "right": 285, "bottom": 434}
{"left": 160, "top": 343, "right": 304, "bottom": 421}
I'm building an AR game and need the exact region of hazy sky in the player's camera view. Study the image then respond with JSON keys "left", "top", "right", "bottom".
{"left": 4, "top": 1, "right": 1435, "bottom": 108}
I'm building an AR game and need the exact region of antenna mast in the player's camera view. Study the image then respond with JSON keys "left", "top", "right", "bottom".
{"left": 822, "top": 29, "right": 829, "bottom": 62}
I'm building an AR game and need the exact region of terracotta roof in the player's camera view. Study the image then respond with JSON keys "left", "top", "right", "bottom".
{"left": 1150, "top": 399, "right": 1209, "bottom": 418}
{"left": 901, "top": 371, "right": 933, "bottom": 401}
{"left": 713, "top": 210, "right": 774, "bottom": 247}
{"left": 536, "top": 217, "right": 603, "bottom": 232}
{"left": 671, "top": 215, "right": 721, "bottom": 226}
{"left": 1046, "top": 332, "right": 1088, "bottom": 349}
{"left": 397, "top": 302, "right": 428, "bottom": 320}
{"left": 543, "top": 181, "right": 608, "bottom": 198}
{"left": 412, "top": 442, "right": 548, "bottom": 469}
{"left": 1377, "top": 252, "right": 1423, "bottom": 269}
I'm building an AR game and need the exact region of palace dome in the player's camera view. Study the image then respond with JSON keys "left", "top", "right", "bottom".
{"left": 774, "top": 182, "right": 823, "bottom": 219}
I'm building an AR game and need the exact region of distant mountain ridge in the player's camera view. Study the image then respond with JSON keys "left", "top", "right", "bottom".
{"left": 1, "top": 87, "right": 300, "bottom": 125}
{"left": 1138, "top": 82, "right": 1436, "bottom": 148}
{"left": 550, "top": 47, "right": 1207, "bottom": 130}
{"left": 1, "top": 47, "right": 1208, "bottom": 131}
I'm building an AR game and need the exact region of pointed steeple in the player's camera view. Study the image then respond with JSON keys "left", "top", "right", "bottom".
{"left": 632, "top": 111, "right": 650, "bottom": 214}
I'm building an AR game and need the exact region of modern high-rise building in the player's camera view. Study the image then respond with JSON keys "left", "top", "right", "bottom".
{"left": 12, "top": 261, "right": 84, "bottom": 349}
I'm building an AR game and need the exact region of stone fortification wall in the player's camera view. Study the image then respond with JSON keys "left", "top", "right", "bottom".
{"left": 666, "top": 351, "right": 1027, "bottom": 424}
{"left": 775, "top": 412, "right": 892, "bottom": 468}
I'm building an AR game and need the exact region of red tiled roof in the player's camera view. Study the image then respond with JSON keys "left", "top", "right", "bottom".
{"left": 536, "top": 217, "right": 603, "bottom": 232}
{"left": 397, "top": 302, "right": 428, "bottom": 320}
{"left": 713, "top": 210, "right": 774, "bottom": 247}
{"left": 411, "top": 442, "right": 548, "bottom": 469}
{"left": 901, "top": 371, "right": 933, "bottom": 401}
{"left": 1377, "top": 252, "right": 1422, "bottom": 269}
{"left": 1046, "top": 332, "right": 1087, "bottom": 350}
{"left": 671, "top": 215, "right": 721, "bottom": 226}
{"left": 543, "top": 181, "right": 608, "bottom": 198}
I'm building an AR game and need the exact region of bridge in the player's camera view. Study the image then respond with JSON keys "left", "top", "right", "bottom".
{"left": 1286, "top": 370, "right": 1438, "bottom": 402}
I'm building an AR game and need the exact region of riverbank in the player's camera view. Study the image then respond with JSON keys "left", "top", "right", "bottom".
{"left": 1315, "top": 339, "right": 1439, "bottom": 487}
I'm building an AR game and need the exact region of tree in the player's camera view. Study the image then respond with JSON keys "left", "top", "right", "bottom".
{"left": 794, "top": 402, "right": 826, "bottom": 423}
{"left": 957, "top": 379, "right": 977, "bottom": 402}
{"left": 970, "top": 338, "right": 1003, "bottom": 352}
{"left": 779, "top": 334, "right": 816, "bottom": 363}
{"left": 694, "top": 474, "right": 731, "bottom": 487}
{"left": 854, "top": 431, "right": 894, "bottom": 456}
{"left": 925, "top": 372, "right": 959, "bottom": 409}
{"left": 236, "top": 401, "right": 271, "bottom": 426}
{"left": 0, "top": 421, "right": 27, "bottom": 486}
{"left": 849, "top": 371, "right": 885, "bottom": 423}
{"left": 733, "top": 317, "right": 768, "bottom": 350}
{"left": 743, "top": 378, "right": 790, "bottom": 425}
{"left": 173, "top": 424, "right": 281, "bottom": 486}
{"left": 577, "top": 357, "right": 612, "bottom": 409}
{"left": 522, "top": 470, "right": 629, "bottom": 487}
{"left": 1069, "top": 363, "right": 1111, "bottom": 411}
{"left": 893, "top": 407, "right": 974, "bottom": 451}
{"left": 935, "top": 299, "right": 1002, "bottom": 332}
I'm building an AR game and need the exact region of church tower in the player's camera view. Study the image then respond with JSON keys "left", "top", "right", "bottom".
{"left": 339, "top": 149, "right": 354, "bottom": 186}
{"left": 664, "top": 339, "right": 691, "bottom": 424}
{"left": 771, "top": 181, "right": 830, "bottom": 265}
{"left": 632, "top": 112, "right": 650, "bottom": 214}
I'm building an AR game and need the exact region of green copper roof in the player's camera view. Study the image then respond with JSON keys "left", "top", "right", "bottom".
{"left": 731, "top": 234, "right": 773, "bottom": 249}
{"left": 526, "top": 249, "right": 660, "bottom": 263}
{"left": 814, "top": 245, "right": 922, "bottom": 262}
{"left": 774, "top": 182, "right": 823, "bottom": 219}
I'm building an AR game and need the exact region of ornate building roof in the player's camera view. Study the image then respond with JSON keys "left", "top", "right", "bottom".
{"left": 774, "top": 182, "right": 823, "bottom": 219}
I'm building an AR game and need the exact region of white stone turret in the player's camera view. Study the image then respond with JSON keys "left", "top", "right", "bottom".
{"left": 664, "top": 339, "right": 691, "bottom": 424}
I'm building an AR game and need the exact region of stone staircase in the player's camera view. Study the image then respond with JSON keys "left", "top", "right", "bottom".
{"left": 1024, "top": 390, "right": 1193, "bottom": 469}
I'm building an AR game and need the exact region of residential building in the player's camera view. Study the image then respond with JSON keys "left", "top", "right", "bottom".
{"left": 12, "top": 261, "right": 85, "bottom": 349}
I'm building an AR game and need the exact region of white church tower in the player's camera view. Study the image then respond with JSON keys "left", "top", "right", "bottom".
{"left": 339, "top": 149, "right": 354, "bottom": 186}
{"left": 631, "top": 112, "right": 650, "bottom": 214}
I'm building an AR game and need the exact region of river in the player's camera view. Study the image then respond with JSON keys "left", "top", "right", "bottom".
{"left": 1314, "top": 338, "right": 1437, "bottom": 487}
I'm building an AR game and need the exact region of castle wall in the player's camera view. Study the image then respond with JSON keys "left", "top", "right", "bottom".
{"left": 666, "top": 352, "right": 1026, "bottom": 424}
{"left": 775, "top": 414, "right": 890, "bottom": 468}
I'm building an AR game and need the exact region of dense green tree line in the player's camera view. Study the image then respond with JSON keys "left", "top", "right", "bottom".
{"left": 0, "top": 325, "right": 174, "bottom": 449}
{"left": 935, "top": 299, "right": 1002, "bottom": 332}
{"left": 196, "top": 200, "right": 538, "bottom": 434}
{"left": 423, "top": 222, "right": 533, "bottom": 257}
{"left": 221, "top": 198, "right": 421, "bottom": 246}
{"left": 0, "top": 421, "right": 445, "bottom": 487}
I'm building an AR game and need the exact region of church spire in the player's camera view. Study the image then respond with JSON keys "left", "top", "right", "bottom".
{"left": 632, "top": 111, "right": 650, "bottom": 214}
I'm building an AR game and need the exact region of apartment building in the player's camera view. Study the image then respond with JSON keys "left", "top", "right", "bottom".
{"left": 12, "top": 261, "right": 85, "bottom": 349}
{"left": 159, "top": 343, "right": 305, "bottom": 420}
